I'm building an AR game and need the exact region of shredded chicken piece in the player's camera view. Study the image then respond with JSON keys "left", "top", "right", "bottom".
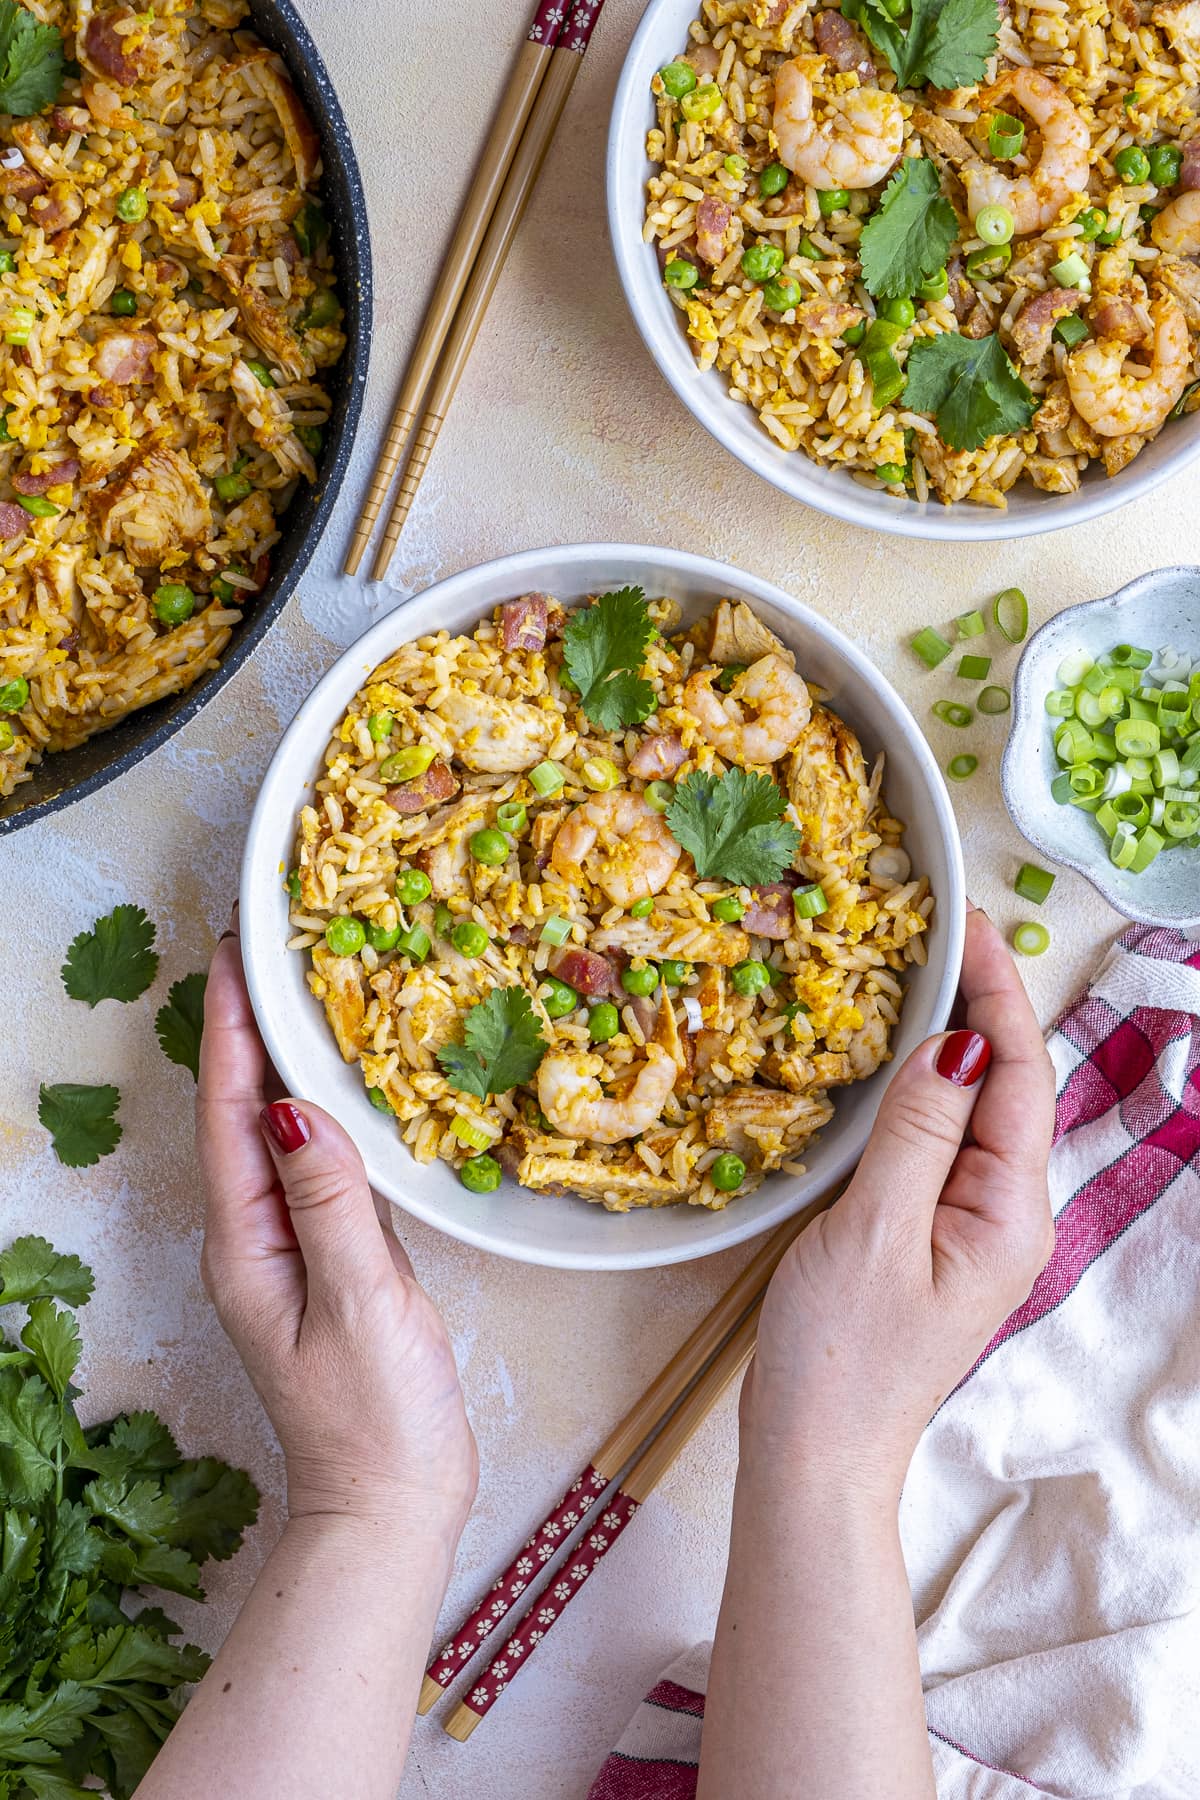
{"left": 311, "top": 942, "right": 366, "bottom": 1061}
{"left": 90, "top": 445, "right": 212, "bottom": 567}
{"left": 229, "top": 358, "right": 316, "bottom": 481}
{"left": 709, "top": 598, "right": 795, "bottom": 667}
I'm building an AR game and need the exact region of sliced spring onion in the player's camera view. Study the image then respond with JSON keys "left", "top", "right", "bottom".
{"left": 993, "top": 587, "right": 1029, "bottom": 643}
{"left": 978, "top": 685, "right": 1011, "bottom": 715}
{"left": 956, "top": 609, "right": 986, "bottom": 639}
{"left": 947, "top": 753, "right": 978, "bottom": 781}
{"left": 1163, "top": 801, "right": 1200, "bottom": 838}
{"left": 581, "top": 756, "right": 620, "bottom": 791}
{"left": 957, "top": 653, "right": 992, "bottom": 681}
{"left": 396, "top": 923, "right": 430, "bottom": 963}
{"left": 1045, "top": 688, "right": 1076, "bottom": 718}
{"left": 1055, "top": 719, "right": 1097, "bottom": 764}
{"left": 932, "top": 700, "right": 973, "bottom": 728}
{"left": 793, "top": 883, "right": 829, "bottom": 919}
{"left": 1153, "top": 748, "right": 1180, "bottom": 788}
{"left": 496, "top": 801, "right": 527, "bottom": 833}
{"left": 1114, "top": 717, "right": 1160, "bottom": 757}
{"left": 912, "top": 626, "right": 953, "bottom": 668}
{"left": 1131, "top": 826, "right": 1165, "bottom": 871}
{"left": 529, "top": 759, "right": 566, "bottom": 796}
{"left": 1014, "top": 862, "right": 1055, "bottom": 904}
{"left": 988, "top": 110, "right": 1025, "bottom": 158}
{"left": 450, "top": 1114, "right": 492, "bottom": 1152}
{"left": 643, "top": 779, "right": 675, "bottom": 812}
{"left": 1057, "top": 651, "right": 1093, "bottom": 686}
{"left": 539, "top": 914, "right": 572, "bottom": 946}
{"left": 1075, "top": 690, "right": 1106, "bottom": 728}
{"left": 1049, "top": 251, "right": 1089, "bottom": 288}
{"left": 1109, "top": 643, "right": 1153, "bottom": 669}
{"left": 1013, "top": 922, "right": 1050, "bottom": 956}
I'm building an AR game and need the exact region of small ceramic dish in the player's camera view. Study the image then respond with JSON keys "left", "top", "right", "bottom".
{"left": 1001, "top": 567, "right": 1200, "bottom": 929}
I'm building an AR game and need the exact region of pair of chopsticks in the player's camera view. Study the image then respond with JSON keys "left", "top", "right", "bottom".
{"left": 344, "top": 0, "right": 606, "bottom": 583}
{"left": 420, "top": 1176, "right": 848, "bottom": 1741}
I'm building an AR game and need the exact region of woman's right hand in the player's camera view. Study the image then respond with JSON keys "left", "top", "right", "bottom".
{"left": 196, "top": 924, "right": 478, "bottom": 1534}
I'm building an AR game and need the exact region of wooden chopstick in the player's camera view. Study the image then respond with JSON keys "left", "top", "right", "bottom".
{"left": 443, "top": 1304, "right": 764, "bottom": 1742}
{"left": 369, "top": 0, "right": 607, "bottom": 582}
{"left": 342, "top": 3, "right": 570, "bottom": 576}
{"left": 417, "top": 1175, "right": 846, "bottom": 1717}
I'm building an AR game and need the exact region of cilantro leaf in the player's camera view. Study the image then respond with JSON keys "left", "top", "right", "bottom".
{"left": 83, "top": 1412, "right": 180, "bottom": 1480}
{"left": 37, "top": 1085, "right": 122, "bottom": 1169}
{"left": 563, "top": 587, "right": 656, "bottom": 731}
{"left": 153, "top": 972, "right": 206, "bottom": 1080}
{"left": 82, "top": 1477, "right": 177, "bottom": 1548}
{"left": 666, "top": 769, "right": 801, "bottom": 886}
{"left": 859, "top": 157, "right": 958, "bottom": 299}
{"left": 436, "top": 985, "right": 547, "bottom": 1100}
{"left": 903, "top": 330, "right": 1037, "bottom": 451}
{"left": 163, "top": 1459, "right": 259, "bottom": 1563}
{"left": 844, "top": 0, "right": 998, "bottom": 90}
{"left": 60, "top": 906, "right": 158, "bottom": 1007}
{"left": 0, "top": 1367, "right": 64, "bottom": 1504}
{"left": 0, "top": 0, "right": 64, "bottom": 116}
{"left": 0, "top": 1508, "right": 42, "bottom": 1614}
{"left": 20, "top": 1304, "right": 80, "bottom": 1403}
{"left": 0, "top": 1239, "right": 93, "bottom": 1308}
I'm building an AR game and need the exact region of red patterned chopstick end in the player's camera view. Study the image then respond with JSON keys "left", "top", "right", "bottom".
{"left": 527, "top": 0, "right": 567, "bottom": 43}
{"left": 563, "top": 0, "right": 604, "bottom": 53}
{"left": 425, "top": 1464, "right": 610, "bottom": 1692}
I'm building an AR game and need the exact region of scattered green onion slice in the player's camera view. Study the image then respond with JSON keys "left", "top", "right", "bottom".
{"left": 1013, "top": 922, "right": 1050, "bottom": 956}
{"left": 912, "top": 626, "right": 953, "bottom": 668}
{"left": 947, "top": 753, "right": 978, "bottom": 781}
{"left": 993, "top": 587, "right": 1029, "bottom": 643}
{"left": 643, "top": 779, "right": 675, "bottom": 812}
{"left": 956, "top": 609, "right": 986, "bottom": 639}
{"left": 978, "top": 685, "right": 1011, "bottom": 715}
{"left": 529, "top": 759, "right": 565, "bottom": 797}
{"left": 1049, "top": 251, "right": 1090, "bottom": 289}
{"left": 539, "top": 914, "right": 572, "bottom": 946}
{"left": 450, "top": 1114, "right": 492, "bottom": 1152}
{"left": 957, "top": 653, "right": 992, "bottom": 682}
{"left": 932, "top": 700, "right": 973, "bottom": 728}
{"left": 1014, "top": 862, "right": 1055, "bottom": 904}
{"left": 988, "top": 110, "right": 1025, "bottom": 158}
{"left": 793, "top": 883, "right": 828, "bottom": 919}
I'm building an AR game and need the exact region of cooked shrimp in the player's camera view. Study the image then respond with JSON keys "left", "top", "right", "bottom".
{"left": 537, "top": 1043, "right": 679, "bottom": 1144}
{"left": 1152, "top": 190, "right": 1200, "bottom": 256}
{"left": 772, "top": 55, "right": 903, "bottom": 189}
{"left": 1065, "top": 293, "right": 1192, "bottom": 437}
{"left": 963, "top": 70, "right": 1090, "bottom": 235}
{"left": 550, "top": 790, "right": 681, "bottom": 908}
{"left": 685, "top": 653, "right": 811, "bottom": 764}
{"left": 432, "top": 687, "right": 557, "bottom": 774}
{"left": 825, "top": 993, "right": 891, "bottom": 1079}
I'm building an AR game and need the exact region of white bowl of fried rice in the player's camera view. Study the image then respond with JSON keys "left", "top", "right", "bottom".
{"left": 241, "top": 545, "right": 965, "bottom": 1271}
{"left": 607, "top": 0, "right": 1200, "bottom": 538}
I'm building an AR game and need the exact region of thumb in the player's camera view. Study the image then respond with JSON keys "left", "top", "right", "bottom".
{"left": 258, "top": 1099, "right": 399, "bottom": 1306}
{"left": 848, "top": 1028, "right": 993, "bottom": 1229}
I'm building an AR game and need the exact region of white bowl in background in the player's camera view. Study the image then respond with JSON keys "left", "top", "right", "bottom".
{"left": 1001, "top": 566, "right": 1200, "bottom": 929}
{"left": 605, "top": 0, "right": 1200, "bottom": 542}
{"left": 241, "top": 544, "right": 965, "bottom": 1270}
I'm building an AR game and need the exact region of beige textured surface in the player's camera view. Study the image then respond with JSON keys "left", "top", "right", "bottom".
{"left": 1, "top": 1, "right": 1195, "bottom": 1794}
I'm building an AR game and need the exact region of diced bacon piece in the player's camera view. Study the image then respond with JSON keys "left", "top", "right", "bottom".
{"left": 1009, "top": 287, "right": 1085, "bottom": 363}
{"left": 548, "top": 946, "right": 618, "bottom": 998}
{"left": 0, "top": 502, "right": 29, "bottom": 540}
{"left": 82, "top": 8, "right": 143, "bottom": 86}
{"left": 629, "top": 732, "right": 686, "bottom": 779}
{"left": 0, "top": 164, "right": 45, "bottom": 201}
{"left": 813, "top": 7, "right": 876, "bottom": 77}
{"left": 1089, "top": 292, "right": 1147, "bottom": 347}
{"left": 11, "top": 459, "right": 79, "bottom": 496}
{"left": 384, "top": 758, "right": 460, "bottom": 815}
{"left": 743, "top": 881, "right": 797, "bottom": 939}
{"left": 1181, "top": 135, "right": 1200, "bottom": 190}
{"left": 167, "top": 172, "right": 200, "bottom": 213}
{"left": 501, "top": 593, "right": 549, "bottom": 652}
{"left": 93, "top": 329, "right": 157, "bottom": 385}
{"left": 696, "top": 195, "right": 735, "bottom": 266}
{"left": 30, "top": 183, "right": 83, "bottom": 235}
{"left": 626, "top": 994, "right": 658, "bottom": 1038}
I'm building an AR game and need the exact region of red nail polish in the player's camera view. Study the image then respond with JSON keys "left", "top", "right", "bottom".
{"left": 260, "top": 1101, "right": 310, "bottom": 1155}
{"left": 935, "top": 1030, "right": 992, "bottom": 1087}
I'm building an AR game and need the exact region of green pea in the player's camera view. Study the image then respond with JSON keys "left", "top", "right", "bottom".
{"left": 1114, "top": 144, "right": 1151, "bottom": 185}
{"left": 541, "top": 975, "right": 579, "bottom": 1018}
{"left": 710, "top": 1151, "right": 746, "bottom": 1192}
{"left": 211, "top": 565, "right": 244, "bottom": 605}
{"left": 245, "top": 358, "right": 276, "bottom": 388}
{"left": 0, "top": 676, "right": 29, "bottom": 711}
{"left": 0, "top": 719, "right": 15, "bottom": 751}
{"left": 325, "top": 915, "right": 365, "bottom": 958}
{"left": 1147, "top": 142, "right": 1182, "bottom": 187}
{"left": 559, "top": 666, "right": 580, "bottom": 693}
{"left": 1097, "top": 222, "right": 1124, "bottom": 246}
{"left": 621, "top": 963, "right": 659, "bottom": 997}
{"left": 761, "top": 276, "right": 800, "bottom": 312}
{"left": 660, "top": 959, "right": 693, "bottom": 987}
{"left": 730, "top": 958, "right": 771, "bottom": 997}
{"left": 0, "top": 250, "right": 14, "bottom": 274}
{"left": 110, "top": 288, "right": 138, "bottom": 315}
{"left": 395, "top": 867, "right": 432, "bottom": 906}
{"left": 0, "top": 413, "right": 12, "bottom": 442}
{"left": 459, "top": 1153, "right": 502, "bottom": 1193}
{"left": 1075, "top": 207, "right": 1107, "bottom": 241}
{"left": 297, "top": 423, "right": 324, "bottom": 455}
{"left": 659, "top": 60, "right": 697, "bottom": 99}
{"left": 818, "top": 187, "right": 850, "bottom": 215}
{"left": 367, "top": 920, "right": 402, "bottom": 954}
{"left": 588, "top": 1002, "right": 620, "bottom": 1044}
{"left": 842, "top": 319, "right": 866, "bottom": 346}
{"left": 302, "top": 288, "right": 339, "bottom": 329}
{"left": 916, "top": 266, "right": 949, "bottom": 301}
{"left": 797, "top": 237, "right": 822, "bottom": 261}
{"left": 712, "top": 895, "right": 744, "bottom": 922}
{"left": 367, "top": 711, "right": 393, "bottom": 741}
{"left": 153, "top": 583, "right": 195, "bottom": 626}
{"left": 367, "top": 1086, "right": 394, "bottom": 1114}
{"left": 630, "top": 896, "right": 654, "bottom": 919}
{"left": 717, "top": 663, "right": 746, "bottom": 693}
{"left": 469, "top": 827, "right": 509, "bottom": 867}
{"left": 741, "top": 241, "right": 784, "bottom": 284}
{"left": 881, "top": 296, "right": 916, "bottom": 328}
{"left": 286, "top": 869, "right": 301, "bottom": 900}
{"left": 759, "top": 162, "right": 789, "bottom": 197}
{"left": 875, "top": 462, "right": 907, "bottom": 484}
{"left": 115, "top": 185, "right": 148, "bottom": 222}
{"left": 379, "top": 744, "right": 436, "bottom": 782}
{"left": 451, "top": 920, "right": 489, "bottom": 958}
{"left": 664, "top": 257, "right": 700, "bottom": 291}
{"left": 879, "top": 0, "right": 906, "bottom": 15}
{"left": 214, "top": 470, "right": 252, "bottom": 504}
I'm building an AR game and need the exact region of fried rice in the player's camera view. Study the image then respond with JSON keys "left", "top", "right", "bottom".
{"left": 0, "top": 0, "right": 343, "bottom": 798}
{"left": 286, "top": 591, "right": 933, "bottom": 1216}
{"left": 642, "top": 0, "right": 1200, "bottom": 508}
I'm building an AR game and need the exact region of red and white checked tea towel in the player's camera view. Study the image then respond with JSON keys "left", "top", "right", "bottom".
{"left": 589, "top": 924, "right": 1200, "bottom": 1800}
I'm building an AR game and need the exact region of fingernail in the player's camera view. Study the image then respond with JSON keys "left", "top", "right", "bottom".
{"left": 935, "top": 1030, "right": 992, "bottom": 1087}
{"left": 966, "top": 897, "right": 990, "bottom": 919}
{"left": 260, "top": 1101, "right": 310, "bottom": 1155}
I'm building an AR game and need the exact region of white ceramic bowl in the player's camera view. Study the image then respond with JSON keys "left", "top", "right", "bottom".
{"left": 1001, "top": 566, "right": 1200, "bottom": 929}
{"left": 606, "top": 0, "right": 1200, "bottom": 542}
{"left": 241, "top": 544, "right": 965, "bottom": 1270}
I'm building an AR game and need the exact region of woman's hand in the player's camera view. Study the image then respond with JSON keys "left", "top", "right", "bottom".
{"left": 196, "top": 923, "right": 478, "bottom": 1533}
{"left": 749, "top": 903, "right": 1057, "bottom": 1504}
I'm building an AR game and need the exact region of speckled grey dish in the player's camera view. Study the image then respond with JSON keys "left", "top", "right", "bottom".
{"left": 0, "top": 0, "right": 372, "bottom": 836}
{"left": 1001, "top": 568, "right": 1200, "bottom": 928}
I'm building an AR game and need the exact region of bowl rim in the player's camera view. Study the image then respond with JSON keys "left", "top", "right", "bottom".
{"left": 240, "top": 541, "right": 967, "bottom": 1270}
{"left": 0, "top": 0, "right": 373, "bottom": 837}
{"left": 604, "top": 0, "right": 1200, "bottom": 544}
{"left": 1001, "top": 565, "right": 1200, "bottom": 929}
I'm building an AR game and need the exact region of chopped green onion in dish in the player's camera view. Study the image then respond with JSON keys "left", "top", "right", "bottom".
{"left": 367, "top": 1086, "right": 394, "bottom": 1114}
{"left": 529, "top": 759, "right": 566, "bottom": 796}
{"left": 1053, "top": 315, "right": 1090, "bottom": 349}
{"left": 957, "top": 653, "right": 992, "bottom": 682}
{"left": 993, "top": 587, "right": 1029, "bottom": 642}
{"left": 1014, "top": 862, "right": 1055, "bottom": 903}
{"left": 932, "top": 699, "right": 973, "bottom": 728}
{"left": 947, "top": 754, "right": 978, "bottom": 780}
{"left": 539, "top": 914, "right": 572, "bottom": 946}
{"left": 1013, "top": 922, "right": 1050, "bottom": 956}
{"left": 988, "top": 111, "right": 1025, "bottom": 158}
{"left": 978, "top": 685, "right": 1011, "bottom": 715}
{"left": 793, "top": 882, "right": 828, "bottom": 919}
{"left": 450, "top": 1113, "right": 492, "bottom": 1151}
{"left": 396, "top": 924, "right": 431, "bottom": 963}
{"left": 956, "top": 609, "right": 986, "bottom": 639}
{"left": 496, "top": 801, "right": 527, "bottom": 832}
{"left": 643, "top": 779, "right": 675, "bottom": 812}
{"left": 379, "top": 744, "right": 436, "bottom": 782}
{"left": 912, "top": 626, "right": 953, "bottom": 668}
{"left": 1049, "top": 252, "right": 1089, "bottom": 289}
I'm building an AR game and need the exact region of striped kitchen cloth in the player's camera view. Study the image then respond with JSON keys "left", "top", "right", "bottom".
{"left": 589, "top": 923, "right": 1200, "bottom": 1800}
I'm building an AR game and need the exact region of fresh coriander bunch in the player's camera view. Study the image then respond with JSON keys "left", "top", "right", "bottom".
{"left": 0, "top": 1236, "right": 259, "bottom": 1800}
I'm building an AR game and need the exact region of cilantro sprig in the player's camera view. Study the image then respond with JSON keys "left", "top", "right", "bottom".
{"left": 155, "top": 972, "right": 207, "bottom": 1081}
{"left": 0, "top": 0, "right": 64, "bottom": 116}
{"left": 436, "top": 985, "right": 548, "bottom": 1100}
{"left": 843, "top": 0, "right": 999, "bottom": 91}
{"left": 903, "top": 331, "right": 1037, "bottom": 451}
{"left": 61, "top": 906, "right": 158, "bottom": 1007}
{"left": 666, "top": 768, "right": 801, "bottom": 886}
{"left": 0, "top": 1236, "right": 258, "bottom": 1798}
{"left": 859, "top": 157, "right": 958, "bottom": 300}
{"left": 37, "top": 1083, "right": 122, "bottom": 1168}
{"left": 563, "top": 587, "right": 656, "bottom": 732}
